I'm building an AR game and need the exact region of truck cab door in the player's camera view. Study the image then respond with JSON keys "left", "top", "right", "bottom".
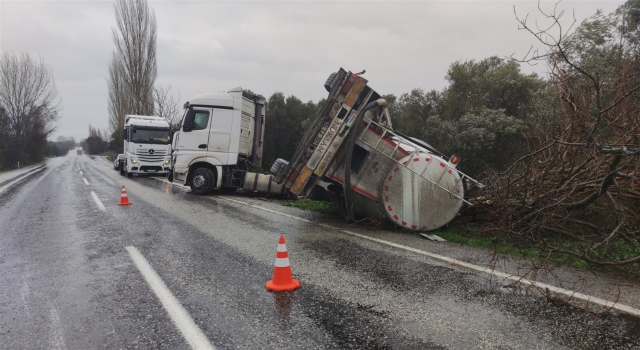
{"left": 208, "top": 107, "right": 233, "bottom": 153}
{"left": 175, "top": 107, "right": 211, "bottom": 157}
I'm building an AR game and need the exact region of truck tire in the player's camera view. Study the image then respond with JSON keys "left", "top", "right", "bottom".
{"left": 190, "top": 168, "right": 214, "bottom": 195}
{"left": 127, "top": 170, "right": 133, "bottom": 178}
{"left": 270, "top": 158, "right": 289, "bottom": 176}
{"left": 324, "top": 72, "right": 337, "bottom": 92}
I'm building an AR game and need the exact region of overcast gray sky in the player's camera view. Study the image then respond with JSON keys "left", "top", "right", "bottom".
{"left": 0, "top": 0, "right": 624, "bottom": 142}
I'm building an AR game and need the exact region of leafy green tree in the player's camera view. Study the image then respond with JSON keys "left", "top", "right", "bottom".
{"left": 84, "top": 125, "right": 109, "bottom": 155}
{"left": 388, "top": 57, "right": 546, "bottom": 176}
{"left": 439, "top": 57, "right": 545, "bottom": 122}
{"left": 263, "top": 93, "right": 318, "bottom": 169}
{"left": 480, "top": 0, "right": 640, "bottom": 266}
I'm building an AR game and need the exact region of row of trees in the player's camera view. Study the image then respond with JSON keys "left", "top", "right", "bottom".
{"left": 0, "top": 52, "right": 60, "bottom": 170}
{"left": 261, "top": 57, "right": 547, "bottom": 177}
{"left": 47, "top": 136, "right": 77, "bottom": 157}
{"left": 107, "top": 0, "right": 181, "bottom": 155}
{"left": 386, "top": 56, "right": 547, "bottom": 177}
{"left": 259, "top": 1, "right": 640, "bottom": 267}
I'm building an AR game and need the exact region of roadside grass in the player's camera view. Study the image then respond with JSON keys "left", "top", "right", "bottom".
{"left": 282, "top": 199, "right": 340, "bottom": 215}
{"left": 430, "top": 222, "right": 640, "bottom": 279}
{"left": 106, "top": 155, "right": 114, "bottom": 162}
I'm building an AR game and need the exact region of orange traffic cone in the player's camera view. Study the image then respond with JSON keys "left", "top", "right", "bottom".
{"left": 118, "top": 185, "right": 132, "bottom": 206}
{"left": 266, "top": 234, "right": 300, "bottom": 291}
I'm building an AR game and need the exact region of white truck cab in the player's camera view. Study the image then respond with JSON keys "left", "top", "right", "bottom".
{"left": 171, "top": 88, "right": 266, "bottom": 194}
{"left": 120, "top": 115, "right": 172, "bottom": 177}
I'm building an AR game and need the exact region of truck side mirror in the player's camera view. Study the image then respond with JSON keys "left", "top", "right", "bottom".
{"left": 182, "top": 109, "right": 195, "bottom": 132}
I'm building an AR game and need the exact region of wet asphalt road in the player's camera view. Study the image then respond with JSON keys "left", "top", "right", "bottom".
{"left": 0, "top": 154, "right": 639, "bottom": 349}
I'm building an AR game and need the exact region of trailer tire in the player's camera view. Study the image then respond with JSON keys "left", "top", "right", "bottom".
{"left": 270, "top": 158, "right": 289, "bottom": 176}
{"left": 190, "top": 168, "right": 213, "bottom": 195}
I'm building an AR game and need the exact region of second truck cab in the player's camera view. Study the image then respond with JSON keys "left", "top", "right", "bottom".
{"left": 120, "top": 115, "right": 172, "bottom": 177}
{"left": 171, "top": 88, "right": 266, "bottom": 194}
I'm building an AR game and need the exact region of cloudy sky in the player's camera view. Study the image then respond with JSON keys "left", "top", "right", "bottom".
{"left": 0, "top": 0, "right": 624, "bottom": 142}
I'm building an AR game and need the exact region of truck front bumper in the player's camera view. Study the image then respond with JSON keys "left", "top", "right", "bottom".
{"left": 129, "top": 162, "right": 170, "bottom": 174}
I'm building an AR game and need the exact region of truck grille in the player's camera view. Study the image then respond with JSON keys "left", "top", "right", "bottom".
{"left": 135, "top": 149, "right": 166, "bottom": 162}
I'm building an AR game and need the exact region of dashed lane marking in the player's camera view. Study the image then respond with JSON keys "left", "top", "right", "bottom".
{"left": 83, "top": 178, "right": 89, "bottom": 185}
{"left": 90, "top": 191, "right": 106, "bottom": 211}
{"left": 126, "top": 246, "right": 216, "bottom": 350}
{"left": 152, "top": 176, "right": 640, "bottom": 317}
{"left": 79, "top": 171, "right": 83, "bottom": 175}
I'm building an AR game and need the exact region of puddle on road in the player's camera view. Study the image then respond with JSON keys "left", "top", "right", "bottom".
{"left": 271, "top": 290, "right": 295, "bottom": 328}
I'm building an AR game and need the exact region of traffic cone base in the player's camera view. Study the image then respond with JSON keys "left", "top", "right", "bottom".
{"left": 266, "top": 235, "right": 300, "bottom": 292}
{"left": 266, "top": 278, "right": 300, "bottom": 292}
{"left": 118, "top": 185, "right": 132, "bottom": 206}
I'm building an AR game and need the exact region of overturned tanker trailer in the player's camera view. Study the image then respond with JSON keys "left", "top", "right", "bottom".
{"left": 170, "top": 68, "right": 482, "bottom": 231}
{"left": 272, "top": 68, "right": 483, "bottom": 231}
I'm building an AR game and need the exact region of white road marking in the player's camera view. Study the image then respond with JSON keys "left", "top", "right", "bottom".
{"left": 126, "top": 246, "right": 215, "bottom": 350}
{"left": 48, "top": 304, "right": 66, "bottom": 350}
{"left": 79, "top": 171, "right": 83, "bottom": 175}
{"left": 20, "top": 276, "right": 30, "bottom": 318}
{"left": 337, "top": 228, "right": 640, "bottom": 317}
{"left": 90, "top": 191, "right": 106, "bottom": 211}
{"left": 152, "top": 174, "right": 640, "bottom": 317}
{"left": 151, "top": 177, "right": 190, "bottom": 190}
{"left": 218, "top": 196, "right": 311, "bottom": 222}
{"left": 83, "top": 178, "right": 89, "bottom": 185}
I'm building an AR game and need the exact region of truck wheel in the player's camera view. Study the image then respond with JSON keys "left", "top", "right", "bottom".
{"left": 190, "top": 168, "right": 213, "bottom": 195}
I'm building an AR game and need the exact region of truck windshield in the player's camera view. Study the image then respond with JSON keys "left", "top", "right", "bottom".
{"left": 131, "top": 128, "right": 171, "bottom": 144}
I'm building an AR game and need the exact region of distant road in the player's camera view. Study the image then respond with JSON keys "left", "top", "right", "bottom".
{"left": 0, "top": 153, "right": 638, "bottom": 349}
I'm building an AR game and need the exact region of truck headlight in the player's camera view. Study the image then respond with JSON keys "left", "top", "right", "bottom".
{"left": 165, "top": 159, "right": 170, "bottom": 164}
{"left": 131, "top": 158, "right": 138, "bottom": 164}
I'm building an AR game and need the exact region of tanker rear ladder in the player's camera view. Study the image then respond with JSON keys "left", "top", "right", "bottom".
{"left": 356, "top": 117, "right": 484, "bottom": 206}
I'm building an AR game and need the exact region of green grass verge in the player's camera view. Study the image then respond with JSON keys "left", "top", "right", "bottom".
{"left": 431, "top": 222, "right": 639, "bottom": 278}
{"left": 106, "top": 155, "right": 114, "bottom": 162}
{"left": 282, "top": 199, "right": 339, "bottom": 215}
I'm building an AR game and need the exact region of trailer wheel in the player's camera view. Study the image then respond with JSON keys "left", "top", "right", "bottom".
{"left": 190, "top": 168, "right": 213, "bottom": 195}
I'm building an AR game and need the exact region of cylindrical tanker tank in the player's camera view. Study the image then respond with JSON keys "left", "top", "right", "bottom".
{"left": 379, "top": 152, "right": 464, "bottom": 231}
{"left": 324, "top": 123, "right": 467, "bottom": 231}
